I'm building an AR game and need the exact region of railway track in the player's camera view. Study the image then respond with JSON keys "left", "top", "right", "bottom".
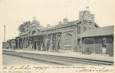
{"left": 3, "top": 50, "right": 114, "bottom": 65}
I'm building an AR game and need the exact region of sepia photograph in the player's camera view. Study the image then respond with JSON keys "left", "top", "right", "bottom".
{"left": 0, "top": 0, "right": 114, "bottom": 73}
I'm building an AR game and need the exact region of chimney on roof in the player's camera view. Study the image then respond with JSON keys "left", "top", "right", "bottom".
{"left": 86, "top": 6, "right": 90, "bottom": 11}
{"left": 46, "top": 24, "right": 51, "bottom": 27}
{"left": 63, "top": 18, "right": 68, "bottom": 24}
{"left": 32, "top": 16, "right": 40, "bottom": 25}
{"left": 58, "top": 21, "right": 62, "bottom": 25}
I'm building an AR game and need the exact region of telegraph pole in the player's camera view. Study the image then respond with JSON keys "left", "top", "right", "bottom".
{"left": 4, "top": 24, "right": 6, "bottom": 42}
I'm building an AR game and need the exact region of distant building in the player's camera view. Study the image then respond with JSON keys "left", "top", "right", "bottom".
{"left": 3, "top": 8, "right": 114, "bottom": 56}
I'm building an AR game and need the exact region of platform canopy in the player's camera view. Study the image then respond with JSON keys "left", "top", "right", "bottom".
{"left": 78, "top": 25, "right": 114, "bottom": 38}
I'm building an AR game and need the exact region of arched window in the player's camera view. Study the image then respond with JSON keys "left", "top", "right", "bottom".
{"left": 32, "top": 30, "right": 36, "bottom": 34}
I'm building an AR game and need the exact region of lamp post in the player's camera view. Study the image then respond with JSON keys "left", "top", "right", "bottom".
{"left": 4, "top": 24, "right": 6, "bottom": 42}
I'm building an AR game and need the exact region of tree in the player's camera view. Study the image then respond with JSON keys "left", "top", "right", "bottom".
{"left": 18, "top": 24, "right": 25, "bottom": 33}
{"left": 18, "top": 21, "right": 31, "bottom": 33}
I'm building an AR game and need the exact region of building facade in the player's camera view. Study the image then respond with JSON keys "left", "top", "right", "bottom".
{"left": 3, "top": 8, "right": 114, "bottom": 56}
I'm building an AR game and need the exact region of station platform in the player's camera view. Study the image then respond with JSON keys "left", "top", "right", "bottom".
{"left": 4, "top": 49, "right": 114, "bottom": 62}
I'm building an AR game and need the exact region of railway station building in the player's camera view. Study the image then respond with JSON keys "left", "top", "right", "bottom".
{"left": 3, "top": 8, "right": 114, "bottom": 56}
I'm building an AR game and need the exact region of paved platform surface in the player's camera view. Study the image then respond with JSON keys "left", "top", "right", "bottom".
{"left": 3, "top": 54, "right": 61, "bottom": 65}
{"left": 4, "top": 49, "right": 114, "bottom": 62}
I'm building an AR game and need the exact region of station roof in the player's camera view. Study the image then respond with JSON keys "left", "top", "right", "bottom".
{"left": 42, "top": 20, "right": 79, "bottom": 31}
{"left": 78, "top": 25, "right": 114, "bottom": 38}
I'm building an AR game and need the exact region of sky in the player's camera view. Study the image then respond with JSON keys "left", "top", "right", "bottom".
{"left": 0, "top": 0, "right": 115, "bottom": 45}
